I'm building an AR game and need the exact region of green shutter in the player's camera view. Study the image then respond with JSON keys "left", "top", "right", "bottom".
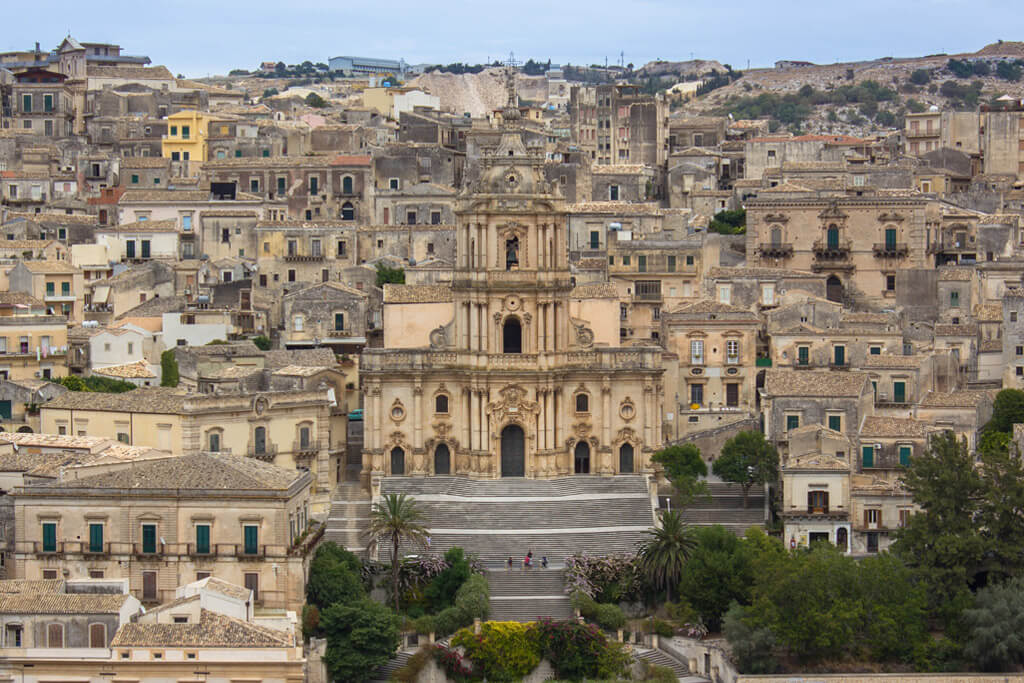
{"left": 89, "top": 524, "right": 103, "bottom": 553}
{"left": 798, "top": 346, "right": 809, "bottom": 365}
{"left": 61, "top": 281, "right": 69, "bottom": 295}
{"left": 893, "top": 381, "right": 906, "bottom": 404}
{"left": 42, "top": 522, "right": 57, "bottom": 552}
{"left": 46, "top": 282, "right": 55, "bottom": 296}
{"left": 786, "top": 415, "right": 800, "bottom": 431}
{"left": 885, "top": 228, "right": 897, "bottom": 249}
{"left": 0, "top": 400, "right": 11, "bottom": 419}
{"left": 828, "top": 415, "right": 842, "bottom": 432}
{"left": 196, "top": 525, "right": 210, "bottom": 554}
{"left": 142, "top": 524, "right": 157, "bottom": 554}
{"left": 335, "top": 313, "right": 344, "bottom": 331}
{"left": 899, "top": 446, "right": 912, "bottom": 467}
{"left": 862, "top": 446, "right": 875, "bottom": 468}
{"left": 131, "top": 174, "right": 139, "bottom": 184}
{"left": 833, "top": 346, "right": 845, "bottom": 366}
{"left": 244, "top": 526, "right": 259, "bottom": 555}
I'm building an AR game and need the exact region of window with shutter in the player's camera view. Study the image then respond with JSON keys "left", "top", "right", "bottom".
{"left": 89, "top": 523, "right": 103, "bottom": 553}
{"left": 195, "top": 524, "right": 210, "bottom": 555}
{"left": 244, "top": 525, "right": 259, "bottom": 555}
{"left": 42, "top": 522, "right": 57, "bottom": 553}
{"left": 862, "top": 445, "right": 875, "bottom": 468}
{"left": 142, "top": 524, "right": 157, "bottom": 554}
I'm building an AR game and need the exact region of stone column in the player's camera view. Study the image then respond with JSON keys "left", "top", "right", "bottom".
{"left": 413, "top": 383, "right": 423, "bottom": 451}
{"left": 602, "top": 379, "right": 612, "bottom": 452}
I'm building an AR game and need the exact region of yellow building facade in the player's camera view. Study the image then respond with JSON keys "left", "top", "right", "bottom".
{"left": 161, "top": 110, "right": 212, "bottom": 163}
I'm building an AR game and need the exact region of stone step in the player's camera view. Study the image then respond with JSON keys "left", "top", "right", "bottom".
{"left": 381, "top": 474, "right": 650, "bottom": 498}
{"left": 636, "top": 647, "right": 690, "bottom": 678}
{"left": 485, "top": 568, "right": 566, "bottom": 597}
{"left": 488, "top": 595, "right": 574, "bottom": 622}
{"left": 370, "top": 648, "right": 414, "bottom": 682}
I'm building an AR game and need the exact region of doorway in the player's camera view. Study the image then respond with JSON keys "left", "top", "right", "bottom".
{"left": 836, "top": 527, "right": 848, "bottom": 552}
{"left": 390, "top": 447, "right": 405, "bottom": 475}
{"left": 574, "top": 441, "right": 591, "bottom": 474}
{"left": 501, "top": 425, "right": 525, "bottom": 477}
{"left": 619, "top": 443, "right": 634, "bottom": 473}
{"left": 826, "top": 275, "right": 843, "bottom": 303}
{"left": 503, "top": 318, "right": 522, "bottom": 354}
{"left": 434, "top": 444, "right": 451, "bottom": 475}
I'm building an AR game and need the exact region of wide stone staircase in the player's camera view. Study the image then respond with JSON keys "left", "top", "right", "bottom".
{"left": 324, "top": 482, "right": 373, "bottom": 554}
{"left": 377, "top": 475, "right": 656, "bottom": 565}
{"left": 486, "top": 567, "right": 573, "bottom": 622}
{"left": 677, "top": 482, "right": 766, "bottom": 535}
{"left": 370, "top": 648, "right": 414, "bottom": 682}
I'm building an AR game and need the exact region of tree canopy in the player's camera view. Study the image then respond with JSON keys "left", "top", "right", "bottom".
{"left": 321, "top": 598, "right": 401, "bottom": 683}
{"left": 651, "top": 443, "right": 708, "bottom": 507}
{"left": 712, "top": 431, "right": 779, "bottom": 508}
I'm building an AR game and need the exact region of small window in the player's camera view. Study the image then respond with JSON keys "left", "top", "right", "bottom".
{"left": 47, "top": 623, "right": 64, "bottom": 648}
{"left": 575, "top": 393, "right": 590, "bottom": 413}
{"left": 435, "top": 394, "right": 449, "bottom": 414}
{"left": 899, "top": 445, "right": 912, "bottom": 467}
{"left": 786, "top": 415, "right": 800, "bottom": 432}
{"left": 42, "top": 521, "right": 57, "bottom": 552}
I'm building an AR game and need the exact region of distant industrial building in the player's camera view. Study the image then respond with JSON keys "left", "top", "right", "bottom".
{"left": 328, "top": 55, "right": 406, "bottom": 76}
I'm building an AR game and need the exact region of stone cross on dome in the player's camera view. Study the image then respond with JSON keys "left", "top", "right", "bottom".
{"left": 502, "top": 51, "right": 522, "bottom": 124}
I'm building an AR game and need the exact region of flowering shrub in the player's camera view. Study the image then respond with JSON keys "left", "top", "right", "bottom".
{"left": 452, "top": 621, "right": 541, "bottom": 682}
{"left": 534, "top": 618, "right": 631, "bottom": 680}
{"left": 433, "top": 643, "right": 474, "bottom": 682}
{"left": 564, "top": 552, "right": 643, "bottom": 603}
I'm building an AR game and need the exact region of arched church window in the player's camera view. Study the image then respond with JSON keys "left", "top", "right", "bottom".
{"left": 503, "top": 317, "right": 522, "bottom": 354}
{"left": 435, "top": 394, "right": 449, "bottom": 414}
{"left": 575, "top": 393, "right": 589, "bottom": 413}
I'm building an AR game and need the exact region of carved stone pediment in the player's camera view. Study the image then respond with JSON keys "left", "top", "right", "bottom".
{"left": 486, "top": 384, "right": 540, "bottom": 426}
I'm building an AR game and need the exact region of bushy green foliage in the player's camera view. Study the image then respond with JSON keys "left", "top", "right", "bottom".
{"left": 52, "top": 375, "right": 136, "bottom": 393}
{"left": 939, "top": 79, "right": 984, "bottom": 108}
{"left": 535, "top": 619, "right": 631, "bottom": 681}
{"left": 996, "top": 60, "right": 1023, "bottom": 82}
{"left": 962, "top": 576, "right": 1024, "bottom": 671}
{"left": 723, "top": 603, "right": 778, "bottom": 674}
{"left": 375, "top": 262, "right": 406, "bottom": 286}
{"left": 594, "top": 602, "right": 626, "bottom": 630}
{"left": 452, "top": 621, "right": 541, "bottom": 682}
{"left": 261, "top": 87, "right": 278, "bottom": 99}
{"left": 638, "top": 659, "right": 679, "bottom": 682}
{"left": 986, "top": 388, "right": 1024, "bottom": 434}
{"left": 251, "top": 335, "right": 271, "bottom": 351}
{"left": 651, "top": 444, "right": 708, "bottom": 506}
{"left": 728, "top": 544, "right": 930, "bottom": 667}
{"left": 712, "top": 430, "right": 779, "bottom": 508}
{"left": 433, "top": 606, "right": 466, "bottom": 637}
{"left": 301, "top": 603, "right": 320, "bottom": 640}
{"left": 390, "top": 645, "right": 434, "bottom": 683}
{"left": 717, "top": 80, "right": 896, "bottom": 129}
{"left": 678, "top": 525, "right": 757, "bottom": 630}
{"left": 305, "top": 542, "right": 365, "bottom": 613}
{"left": 425, "top": 547, "right": 471, "bottom": 612}
{"left": 304, "top": 92, "right": 327, "bottom": 108}
{"left": 160, "top": 350, "right": 179, "bottom": 387}
{"left": 910, "top": 69, "right": 931, "bottom": 85}
{"left": 947, "top": 58, "right": 976, "bottom": 78}
{"left": 709, "top": 208, "right": 746, "bottom": 235}
{"left": 321, "top": 598, "right": 400, "bottom": 683}
{"left": 454, "top": 573, "right": 490, "bottom": 621}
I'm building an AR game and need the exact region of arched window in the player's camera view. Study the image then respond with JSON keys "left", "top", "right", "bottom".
{"left": 342, "top": 176, "right": 353, "bottom": 195}
{"left": 390, "top": 447, "right": 405, "bottom": 475}
{"left": 254, "top": 426, "right": 266, "bottom": 455}
{"left": 299, "top": 425, "right": 311, "bottom": 450}
{"left": 435, "top": 394, "right": 449, "bottom": 414}
{"left": 770, "top": 226, "right": 783, "bottom": 247}
{"left": 503, "top": 318, "right": 522, "bottom": 354}
{"left": 341, "top": 201, "right": 354, "bottom": 221}
{"left": 826, "top": 225, "right": 840, "bottom": 250}
{"left": 434, "top": 444, "right": 451, "bottom": 475}
{"left": 208, "top": 432, "right": 220, "bottom": 452}
{"left": 619, "top": 443, "right": 634, "bottom": 473}
{"left": 574, "top": 441, "right": 591, "bottom": 474}
{"left": 575, "top": 393, "right": 589, "bottom": 413}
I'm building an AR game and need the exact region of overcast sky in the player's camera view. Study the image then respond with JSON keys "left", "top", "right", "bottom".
{"left": 4, "top": 0, "right": 1020, "bottom": 77}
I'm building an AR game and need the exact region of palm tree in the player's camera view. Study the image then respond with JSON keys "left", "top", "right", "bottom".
{"left": 636, "top": 510, "right": 696, "bottom": 603}
{"left": 365, "top": 493, "right": 430, "bottom": 611}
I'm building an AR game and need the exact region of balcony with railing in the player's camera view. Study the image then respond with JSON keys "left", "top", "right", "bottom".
{"left": 872, "top": 242, "right": 909, "bottom": 257}
{"left": 283, "top": 252, "right": 325, "bottom": 262}
{"left": 248, "top": 444, "right": 278, "bottom": 462}
{"left": 759, "top": 242, "right": 793, "bottom": 258}
{"left": 812, "top": 238, "right": 852, "bottom": 259}
{"left": 292, "top": 439, "right": 320, "bottom": 457}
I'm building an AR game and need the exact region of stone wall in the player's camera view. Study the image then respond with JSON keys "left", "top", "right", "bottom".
{"left": 666, "top": 636, "right": 739, "bottom": 683}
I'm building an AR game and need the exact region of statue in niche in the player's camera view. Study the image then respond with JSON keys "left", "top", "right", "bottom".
{"left": 506, "top": 236, "right": 519, "bottom": 271}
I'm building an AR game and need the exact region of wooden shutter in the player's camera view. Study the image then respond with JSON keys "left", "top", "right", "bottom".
{"left": 89, "top": 623, "right": 106, "bottom": 648}
{"left": 142, "top": 571, "right": 157, "bottom": 601}
{"left": 48, "top": 624, "right": 63, "bottom": 648}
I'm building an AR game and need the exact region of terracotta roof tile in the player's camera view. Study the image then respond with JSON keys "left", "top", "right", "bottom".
{"left": 764, "top": 369, "right": 870, "bottom": 398}
{"left": 111, "top": 609, "right": 292, "bottom": 648}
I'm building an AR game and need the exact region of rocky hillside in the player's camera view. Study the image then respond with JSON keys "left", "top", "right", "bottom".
{"left": 678, "top": 42, "right": 1024, "bottom": 136}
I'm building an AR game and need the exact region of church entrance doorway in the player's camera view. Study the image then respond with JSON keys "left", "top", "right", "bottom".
{"left": 500, "top": 425, "right": 525, "bottom": 477}
{"left": 434, "top": 444, "right": 451, "bottom": 475}
{"left": 574, "top": 441, "right": 591, "bottom": 474}
{"left": 619, "top": 443, "right": 634, "bottom": 473}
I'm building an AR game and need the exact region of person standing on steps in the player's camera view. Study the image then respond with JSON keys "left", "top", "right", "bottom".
{"left": 541, "top": 555, "right": 548, "bottom": 569}
{"left": 507, "top": 556, "right": 514, "bottom": 571}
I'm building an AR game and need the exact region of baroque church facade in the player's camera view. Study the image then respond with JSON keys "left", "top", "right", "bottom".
{"left": 359, "top": 118, "right": 664, "bottom": 489}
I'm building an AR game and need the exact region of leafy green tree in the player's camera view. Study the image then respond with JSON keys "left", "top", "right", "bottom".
{"left": 652, "top": 444, "right": 708, "bottom": 506}
{"left": 708, "top": 208, "right": 746, "bottom": 235}
{"left": 910, "top": 69, "right": 931, "bottom": 85}
{"left": 261, "top": 87, "right": 278, "bottom": 99}
{"left": 306, "top": 542, "right": 365, "bottom": 612}
{"left": 305, "top": 92, "right": 327, "bottom": 108}
{"left": 986, "top": 388, "right": 1024, "bottom": 434}
{"left": 893, "top": 431, "right": 985, "bottom": 622}
{"left": 712, "top": 431, "right": 779, "bottom": 508}
{"left": 160, "top": 350, "right": 179, "bottom": 387}
{"left": 251, "top": 335, "right": 272, "bottom": 351}
{"left": 997, "top": 60, "right": 1022, "bottom": 82}
{"left": 321, "top": 598, "right": 400, "bottom": 683}
{"left": 976, "top": 437, "right": 1024, "bottom": 579}
{"left": 947, "top": 59, "right": 974, "bottom": 78}
{"left": 54, "top": 374, "right": 87, "bottom": 392}
{"left": 424, "top": 547, "right": 471, "bottom": 612}
{"left": 375, "top": 263, "right": 405, "bottom": 286}
{"left": 677, "top": 525, "right": 756, "bottom": 630}
{"left": 637, "top": 510, "right": 695, "bottom": 602}
{"left": 365, "top": 493, "right": 430, "bottom": 611}
{"left": 963, "top": 576, "right": 1024, "bottom": 671}
{"left": 722, "top": 603, "right": 778, "bottom": 674}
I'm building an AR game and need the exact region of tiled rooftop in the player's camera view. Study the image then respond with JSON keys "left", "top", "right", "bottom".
{"left": 0, "top": 592, "right": 131, "bottom": 615}
{"left": 44, "top": 386, "right": 188, "bottom": 413}
{"left": 919, "top": 390, "right": 995, "bottom": 408}
{"left": 93, "top": 360, "right": 157, "bottom": 379}
{"left": 860, "top": 416, "right": 933, "bottom": 439}
{"left": 764, "top": 369, "right": 870, "bottom": 398}
{"left": 383, "top": 283, "right": 453, "bottom": 303}
{"left": 111, "top": 609, "right": 293, "bottom": 648}
{"left": 52, "top": 453, "right": 306, "bottom": 492}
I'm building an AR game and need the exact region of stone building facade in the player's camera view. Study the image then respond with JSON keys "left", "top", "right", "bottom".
{"left": 360, "top": 124, "right": 664, "bottom": 488}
